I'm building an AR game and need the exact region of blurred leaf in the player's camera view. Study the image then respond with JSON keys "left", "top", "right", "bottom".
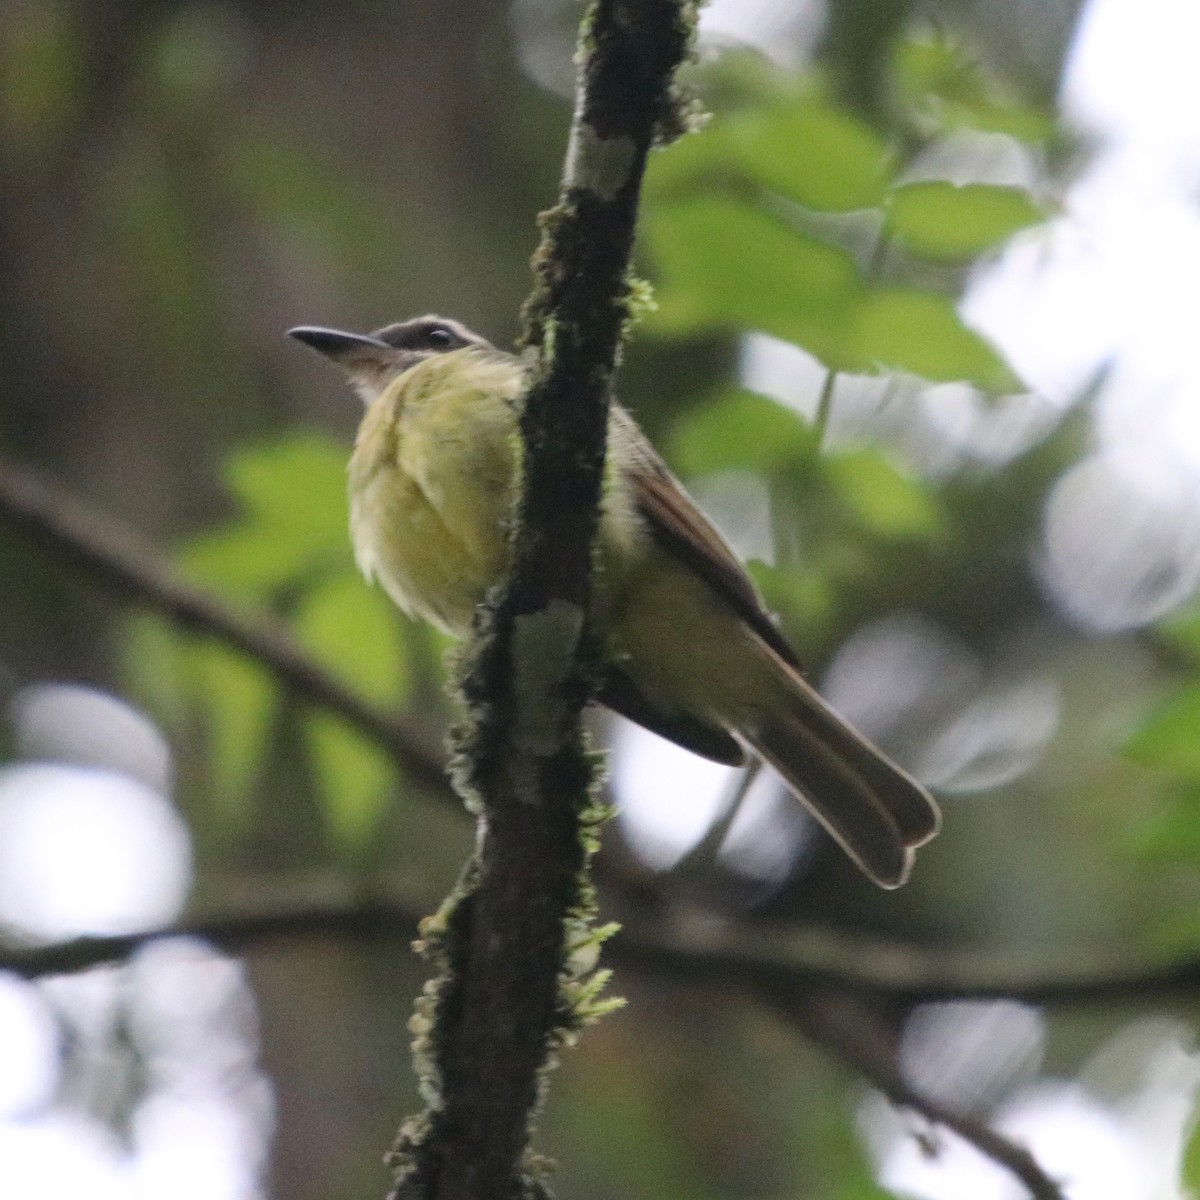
{"left": 292, "top": 577, "right": 406, "bottom": 848}
{"left": 826, "top": 448, "right": 941, "bottom": 537}
{"left": 147, "top": 4, "right": 244, "bottom": 108}
{"left": 179, "top": 433, "right": 353, "bottom": 602}
{"left": 562, "top": 1065, "right": 707, "bottom": 1200}
{"left": 749, "top": 561, "right": 837, "bottom": 641}
{"left": 854, "top": 287, "right": 1020, "bottom": 391}
{"left": 131, "top": 431, "right": 403, "bottom": 840}
{"left": 304, "top": 713, "right": 393, "bottom": 850}
{"left": 292, "top": 575, "right": 408, "bottom": 707}
{"left": 224, "top": 133, "right": 401, "bottom": 276}
{"left": 178, "top": 522, "right": 316, "bottom": 603}
{"left": 887, "top": 181, "right": 1044, "bottom": 260}
{"left": 123, "top": 617, "right": 276, "bottom": 820}
{"left": 1, "top": 2, "right": 82, "bottom": 145}
{"left": 648, "top": 93, "right": 893, "bottom": 212}
{"left": 646, "top": 200, "right": 1022, "bottom": 390}
{"left": 1147, "top": 899, "right": 1200, "bottom": 957}
{"left": 1125, "top": 684, "right": 1200, "bottom": 777}
{"left": 812, "top": 1109, "right": 894, "bottom": 1200}
{"left": 225, "top": 432, "right": 350, "bottom": 550}
{"left": 893, "top": 35, "right": 1056, "bottom": 142}
{"left": 1182, "top": 1098, "right": 1200, "bottom": 1194}
{"left": 643, "top": 115, "right": 743, "bottom": 201}
{"left": 124, "top": 615, "right": 191, "bottom": 731}
{"left": 644, "top": 197, "right": 863, "bottom": 367}
{"left": 1157, "top": 604, "right": 1200, "bottom": 662}
{"left": 670, "top": 389, "right": 817, "bottom": 476}
{"left": 1126, "top": 784, "right": 1200, "bottom": 864}
{"left": 188, "top": 643, "right": 277, "bottom": 813}
{"left": 729, "top": 100, "right": 894, "bottom": 211}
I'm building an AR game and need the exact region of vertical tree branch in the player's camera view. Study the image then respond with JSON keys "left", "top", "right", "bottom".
{"left": 389, "top": 4, "right": 697, "bottom": 1199}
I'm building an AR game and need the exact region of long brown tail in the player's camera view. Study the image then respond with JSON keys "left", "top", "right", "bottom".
{"left": 733, "top": 644, "right": 940, "bottom": 888}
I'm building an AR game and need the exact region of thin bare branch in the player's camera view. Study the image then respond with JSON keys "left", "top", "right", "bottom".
{"left": 0, "top": 898, "right": 421, "bottom": 979}
{"left": 615, "top": 920, "right": 1200, "bottom": 1009}
{"left": 12, "top": 893, "right": 1200, "bottom": 1012}
{"left": 763, "top": 988, "right": 1065, "bottom": 1200}
{"left": 9, "top": 891, "right": 1184, "bottom": 1199}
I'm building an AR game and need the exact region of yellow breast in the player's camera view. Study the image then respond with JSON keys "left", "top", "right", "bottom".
{"left": 348, "top": 350, "right": 524, "bottom": 634}
{"left": 348, "top": 348, "right": 653, "bottom": 644}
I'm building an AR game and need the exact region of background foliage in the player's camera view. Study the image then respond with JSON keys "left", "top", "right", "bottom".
{"left": 3, "top": 0, "right": 1200, "bottom": 1197}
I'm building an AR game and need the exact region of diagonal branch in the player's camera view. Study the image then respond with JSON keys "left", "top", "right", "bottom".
{"left": 762, "top": 987, "right": 1065, "bottom": 1200}
{"left": 0, "top": 453, "right": 447, "bottom": 794}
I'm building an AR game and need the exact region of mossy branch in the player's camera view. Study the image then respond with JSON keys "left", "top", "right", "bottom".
{"left": 387, "top": 4, "right": 698, "bottom": 1200}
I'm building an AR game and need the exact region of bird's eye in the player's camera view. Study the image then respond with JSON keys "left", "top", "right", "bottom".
{"left": 426, "top": 327, "right": 455, "bottom": 348}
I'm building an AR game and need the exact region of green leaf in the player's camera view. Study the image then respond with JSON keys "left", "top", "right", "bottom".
{"left": 1126, "top": 785, "right": 1200, "bottom": 864}
{"left": 292, "top": 575, "right": 408, "bottom": 707}
{"left": 644, "top": 197, "right": 863, "bottom": 367}
{"left": 748, "top": 561, "right": 837, "bottom": 640}
{"left": 291, "top": 576, "right": 407, "bottom": 848}
{"left": 1183, "top": 1098, "right": 1200, "bottom": 1193}
{"left": 188, "top": 643, "right": 277, "bottom": 812}
{"left": 225, "top": 432, "right": 350, "bottom": 552}
{"left": 893, "top": 35, "right": 1056, "bottom": 142}
{"left": 123, "top": 618, "right": 275, "bottom": 819}
{"left": 729, "top": 100, "right": 894, "bottom": 211}
{"left": 887, "top": 181, "right": 1044, "bottom": 260}
{"left": 1157, "top": 605, "right": 1200, "bottom": 663}
{"left": 561, "top": 1066, "right": 707, "bottom": 1200}
{"left": 810, "top": 1104, "right": 896, "bottom": 1200}
{"left": 643, "top": 117, "right": 740, "bottom": 202}
{"left": 178, "top": 433, "right": 353, "bottom": 602}
{"left": 1125, "top": 684, "right": 1200, "bottom": 777}
{"left": 826, "top": 448, "right": 941, "bottom": 537}
{"left": 647, "top": 95, "right": 893, "bottom": 212}
{"left": 854, "top": 287, "right": 1020, "bottom": 391}
{"left": 178, "top": 522, "right": 316, "bottom": 602}
{"left": 124, "top": 615, "right": 191, "bottom": 730}
{"left": 645, "top": 199, "right": 1022, "bottom": 390}
{"left": 148, "top": 5, "right": 241, "bottom": 108}
{"left": 1148, "top": 894, "right": 1200, "bottom": 955}
{"left": 670, "top": 389, "right": 817, "bottom": 476}
{"left": 1, "top": 4, "right": 83, "bottom": 144}
{"left": 304, "top": 713, "right": 393, "bottom": 850}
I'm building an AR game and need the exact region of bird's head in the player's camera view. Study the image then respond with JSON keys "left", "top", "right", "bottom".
{"left": 288, "top": 315, "right": 493, "bottom": 405}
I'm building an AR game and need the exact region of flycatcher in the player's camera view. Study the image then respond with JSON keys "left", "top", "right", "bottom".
{"left": 290, "top": 316, "right": 939, "bottom": 887}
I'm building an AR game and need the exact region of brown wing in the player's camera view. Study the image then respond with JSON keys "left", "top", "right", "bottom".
{"left": 611, "top": 406, "right": 802, "bottom": 671}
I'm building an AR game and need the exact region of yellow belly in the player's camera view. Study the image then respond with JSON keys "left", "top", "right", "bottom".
{"left": 347, "top": 350, "right": 685, "bottom": 687}
{"left": 348, "top": 350, "right": 521, "bottom": 633}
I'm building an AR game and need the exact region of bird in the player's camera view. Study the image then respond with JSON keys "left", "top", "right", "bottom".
{"left": 289, "top": 315, "right": 940, "bottom": 887}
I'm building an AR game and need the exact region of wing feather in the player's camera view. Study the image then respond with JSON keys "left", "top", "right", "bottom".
{"left": 611, "top": 406, "right": 801, "bottom": 670}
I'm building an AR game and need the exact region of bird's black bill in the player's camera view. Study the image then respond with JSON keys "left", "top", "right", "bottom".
{"left": 287, "top": 326, "right": 392, "bottom": 361}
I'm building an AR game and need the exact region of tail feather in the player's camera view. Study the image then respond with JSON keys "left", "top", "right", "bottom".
{"left": 734, "top": 649, "right": 940, "bottom": 889}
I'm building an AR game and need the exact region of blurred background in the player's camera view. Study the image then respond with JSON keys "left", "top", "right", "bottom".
{"left": 3, "top": 0, "right": 1200, "bottom": 1196}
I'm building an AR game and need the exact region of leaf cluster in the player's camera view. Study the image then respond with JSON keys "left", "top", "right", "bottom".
{"left": 643, "top": 38, "right": 1051, "bottom": 392}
